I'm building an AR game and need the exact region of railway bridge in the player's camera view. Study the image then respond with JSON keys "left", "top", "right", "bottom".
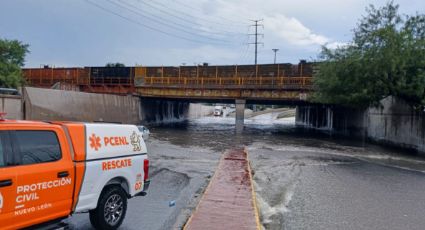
{"left": 23, "top": 62, "right": 314, "bottom": 131}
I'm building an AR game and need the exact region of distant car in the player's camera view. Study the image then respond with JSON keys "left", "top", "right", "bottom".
{"left": 214, "top": 106, "right": 223, "bottom": 116}
{"left": 137, "top": 125, "right": 150, "bottom": 140}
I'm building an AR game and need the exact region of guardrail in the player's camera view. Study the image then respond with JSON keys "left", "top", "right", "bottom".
{"left": 140, "top": 76, "right": 313, "bottom": 89}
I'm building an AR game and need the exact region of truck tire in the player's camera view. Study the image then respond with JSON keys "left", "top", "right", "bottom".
{"left": 89, "top": 186, "right": 128, "bottom": 230}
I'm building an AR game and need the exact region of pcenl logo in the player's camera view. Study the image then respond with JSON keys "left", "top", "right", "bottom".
{"left": 130, "top": 131, "right": 142, "bottom": 151}
{"left": 0, "top": 192, "right": 3, "bottom": 209}
{"left": 89, "top": 133, "right": 102, "bottom": 151}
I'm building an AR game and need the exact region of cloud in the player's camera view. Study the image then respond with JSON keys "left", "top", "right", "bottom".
{"left": 265, "top": 14, "right": 334, "bottom": 47}
{"left": 184, "top": 1, "right": 344, "bottom": 49}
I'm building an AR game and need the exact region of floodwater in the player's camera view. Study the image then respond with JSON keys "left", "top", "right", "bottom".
{"left": 151, "top": 114, "right": 425, "bottom": 230}
{"left": 68, "top": 113, "right": 425, "bottom": 230}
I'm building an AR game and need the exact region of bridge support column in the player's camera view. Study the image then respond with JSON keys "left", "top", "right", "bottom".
{"left": 235, "top": 99, "right": 246, "bottom": 133}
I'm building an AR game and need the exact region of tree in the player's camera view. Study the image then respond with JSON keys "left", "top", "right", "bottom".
{"left": 312, "top": 1, "right": 425, "bottom": 108}
{"left": 0, "top": 38, "right": 29, "bottom": 88}
{"left": 105, "top": 62, "right": 125, "bottom": 67}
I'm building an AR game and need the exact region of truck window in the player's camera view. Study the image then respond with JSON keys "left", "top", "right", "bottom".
{"left": 14, "top": 131, "right": 62, "bottom": 165}
{"left": 0, "top": 131, "right": 9, "bottom": 167}
{"left": 0, "top": 135, "right": 4, "bottom": 167}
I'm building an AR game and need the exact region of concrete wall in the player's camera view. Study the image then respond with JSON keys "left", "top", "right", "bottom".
{"left": 0, "top": 94, "right": 23, "bottom": 119}
{"left": 296, "top": 105, "right": 365, "bottom": 136}
{"left": 296, "top": 96, "right": 425, "bottom": 153}
{"left": 187, "top": 103, "right": 214, "bottom": 118}
{"left": 23, "top": 88, "right": 199, "bottom": 124}
{"left": 15, "top": 87, "right": 222, "bottom": 125}
{"left": 24, "top": 87, "right": 141, "bottom": 124}
{"left": 367, "top": 97, "right": 425, "bottom": 152}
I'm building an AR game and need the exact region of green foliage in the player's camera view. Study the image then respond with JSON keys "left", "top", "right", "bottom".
{"left": 0, "top": 38, "right": 29, "bottom": 88}
{"left": 105, "top": 62, "right": 125, "bottom": 67}
{"left": 312, "top": 1, "right": 425, "bottom": 108}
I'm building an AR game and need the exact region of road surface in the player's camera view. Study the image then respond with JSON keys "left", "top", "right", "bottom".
{"left": 67, "top": 115, "right": 425, "bottom": 230}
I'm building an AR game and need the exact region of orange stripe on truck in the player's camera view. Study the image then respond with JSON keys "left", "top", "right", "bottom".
{"left": 60, "top": 123, "right": 87, "bottom": 212}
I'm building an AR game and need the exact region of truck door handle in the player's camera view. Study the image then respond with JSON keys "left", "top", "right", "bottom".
{"left": 0, "top": 179, "right": 12, "bottom": 187}
{"left": 57, "top": 171, "right": 69, "bottom": 178}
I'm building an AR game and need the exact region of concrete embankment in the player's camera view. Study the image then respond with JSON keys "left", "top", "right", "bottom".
{"left": 185, "top": 148, "right": 260, "bottom": 230}
{"left": 12, "top": 87, "right": 209, "bottom": 124}
{"left": 296, "top": 96, "right": 425, "bottom": 154}
{"left": 23, "top": 87, "right": 141, "bottom": 123}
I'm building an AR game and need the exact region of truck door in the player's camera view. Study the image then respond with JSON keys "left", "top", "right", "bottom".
{"left": 11, "top": 129, "right": 74, "bottom": 228}
{"left": 0, "top": 131, "right": 16, "bottom": 229}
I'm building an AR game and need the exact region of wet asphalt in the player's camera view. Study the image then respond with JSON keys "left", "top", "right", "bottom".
{"left": 67, "top": 115, "right": 425, "bottom": 230}
{"left": 66, "top": 138, "right": 220, "bottom": 230}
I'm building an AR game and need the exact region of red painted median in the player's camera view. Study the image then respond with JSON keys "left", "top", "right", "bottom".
{"left": 184, "top": 148, "right": 260, "bottom": 230}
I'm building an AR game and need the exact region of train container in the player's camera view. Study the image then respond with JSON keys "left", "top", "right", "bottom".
{"left": 22, "top": 62, "right": 314, "bottom": 89}
{"left": 88, "top": 67, "right": 134, "bottom": 85}
{"left": 197, "top": 65, "right": 219, "bottom": 78}
{"left": 297, "top": 60, "right": 312, "bottom": 77}
{"left": 134, "top": 66, "right": 147, "bottom": 86}
{"left": 89, "top": 66, "right": 132, "bottom": 78}
{"left": 23, "top": 67, "right": 89, "bottom": 87}
{"left": 179, "top": 66, "right": 198, "bottom": 78}
{"left": 140, "top": 63, "right": 313, "bottom": 80}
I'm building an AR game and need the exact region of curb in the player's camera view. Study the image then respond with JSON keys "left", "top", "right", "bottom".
{"left": 183, "top": 153, "right": 224, "bottom": 229}
{"left": 245, "top": 147, "right": 262, "bottom": 230}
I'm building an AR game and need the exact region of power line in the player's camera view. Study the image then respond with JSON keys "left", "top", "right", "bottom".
{"left": 149, "top": 0, "right": 248, "bottom": 29}
{"left": 248, "top": 19, "right": 264, "bottom": 65}
{"left": 170, "top": 0, "right": 249, "bottom": 26}
{"left": 239, "top": 44, "right": 251, "bottom": 64}
{"left": 84, "top": 0, "right": 230, "bottom": 45}
{"left": 135, "top": 0, "right": 244, "bottom": 36}
{"left": 107, "top": 0, "right": 233, "bottom": 44}
{"left": 236, "top": 26, "right": 251, "bottom": 64}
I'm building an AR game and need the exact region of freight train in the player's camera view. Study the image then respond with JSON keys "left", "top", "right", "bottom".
{"left": 22, "top": 61, "right": 315, "bottom": 93}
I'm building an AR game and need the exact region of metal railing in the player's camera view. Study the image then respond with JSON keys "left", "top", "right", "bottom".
{"left": 141, "top": 76, "right": 313, "bottom": 89}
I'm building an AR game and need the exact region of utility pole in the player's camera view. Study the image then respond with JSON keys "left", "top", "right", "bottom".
{"left": 272, "top": 48, "right": 279, "bottom": 64}
{"left": 249, "top": 19, "right": 264, "bottom": 65}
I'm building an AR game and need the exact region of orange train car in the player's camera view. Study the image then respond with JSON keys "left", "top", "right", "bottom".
{"left": 23, "top": 67, "right": 90, "bottom": 88}
{"left": 22, "top": 62, "right": 314, "bottom": 90}
{"left": 142, "top": 61, "right": 314, "bottom": 79}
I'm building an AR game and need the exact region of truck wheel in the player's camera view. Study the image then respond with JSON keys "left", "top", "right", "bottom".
{"left": 89, "top": 186, "right": 128, "bottom": 230}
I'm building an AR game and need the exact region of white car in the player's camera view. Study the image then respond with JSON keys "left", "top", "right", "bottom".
{"left": 214, "top": 106, "right": 223, "bottom": 116}
{"left": 137, "top": 125, "right": 150, "bottom": 140}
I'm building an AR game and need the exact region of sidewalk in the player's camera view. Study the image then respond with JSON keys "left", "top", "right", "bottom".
{"left": 184, "top": 148, "right": 260, "bottom": 230}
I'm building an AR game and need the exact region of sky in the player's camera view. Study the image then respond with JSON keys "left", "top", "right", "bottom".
{"left": 0, "top": 0, "right": 423, "bottom": 67}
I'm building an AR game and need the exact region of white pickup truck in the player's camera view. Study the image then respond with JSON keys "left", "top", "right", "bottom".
{"left": 0, "top": 120, "right": 150, "bottom": 230}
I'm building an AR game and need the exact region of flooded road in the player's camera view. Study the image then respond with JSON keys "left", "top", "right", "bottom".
{"left": 68, "top": 114, "right": 425, "bottom": 230}
{"left": 151, "top": 115, "right": 425, "bottom": 230}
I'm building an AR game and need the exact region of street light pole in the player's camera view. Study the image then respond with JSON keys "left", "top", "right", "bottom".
{"left": 272, "top": 49, "right": 279, "bottom": 64}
